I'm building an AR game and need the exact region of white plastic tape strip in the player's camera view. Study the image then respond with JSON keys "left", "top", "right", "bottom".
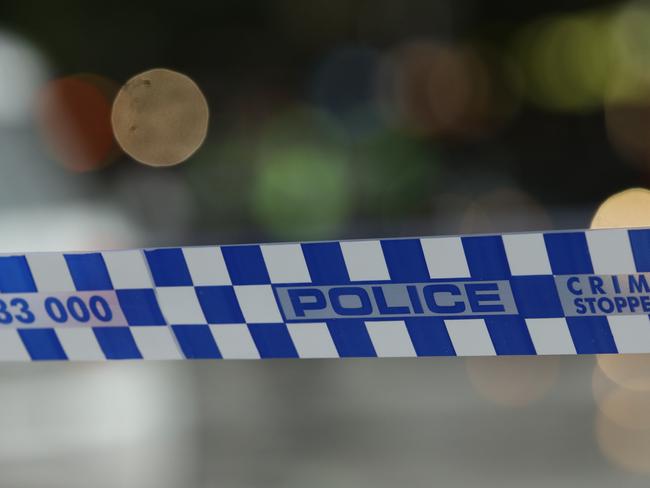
{"left": 0, "top": 228, "right": 648, "bottom": 360}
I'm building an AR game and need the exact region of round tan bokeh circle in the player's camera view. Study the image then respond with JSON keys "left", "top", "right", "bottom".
{"left": 590, "top": 188, "right": 650, "bottom": 229}
{"left": 112, "top": 68, "right": 209, "bottom": 167}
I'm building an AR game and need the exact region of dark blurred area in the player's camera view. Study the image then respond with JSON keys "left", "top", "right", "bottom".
{"left": 3, "top": 0, "right": 648, "bottom": 248}
{"left": 3, "top": 1, "right": 650, "bottom": 486}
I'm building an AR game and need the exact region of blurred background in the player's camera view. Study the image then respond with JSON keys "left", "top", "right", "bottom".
{"left": 3, "top": 0, "right": 650, "bottom": 486}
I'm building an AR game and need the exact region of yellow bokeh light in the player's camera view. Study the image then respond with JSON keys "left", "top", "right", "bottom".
{"left": 591, "top": 187, "right": 650, "bottom": 230}
{"left": 591, "top": 188, "right": 650, "bottom": 390}
{"left": 513, "top": 11, "right": 617, "bottom": 112}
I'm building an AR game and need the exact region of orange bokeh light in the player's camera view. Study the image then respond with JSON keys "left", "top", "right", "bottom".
{"left": 36, "top": 75, "right": 119, "bottom": 172}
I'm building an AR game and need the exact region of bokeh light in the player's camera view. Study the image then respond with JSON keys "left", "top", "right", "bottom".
{"left": 37, "top": 74, "right": 119, "bottom": 172}
{"left": 252, "top": 145, "right": 350, "bottom": 239}
{"left": 510, "top": 1, "right": 650, "bottom": 118}
{"left": 512, "top": 11, "right": 617, "bottom": 112}
{"left": 600, "top": 1, "right": 650, "bottom": 167}
{"left": 593, "top": 365, "right": 650, "bottom": 429}
{"left": 112, "top": 68, "right": 209, "bottom": 167}
{"left": 251, "top": 108, "right": 351, "bottom": 239}
{"left": 599, "top": 384, "right": 650, "bottom": 430}
{"left": 466, "top": 356, "right": 559, "bottom": 407}
{"left": 377, "top": 40, "right": 518, "bottom": 140}
{"left": 591, "top": 187, "right": 650, "bottom": 229}
{"left": 612, "top": 0, "right": 650, "bottom": 76}
{"left": 598, "top": 354, "right": 650, "bottom": 390}
{"left": 0, "top": 30, "right": 49, "bottom": 126}
{"left": 591, "top": 188, "right": 650, "bottom": 390}
{"left": 591, "top": 187, "right": 650, "bottom": 473}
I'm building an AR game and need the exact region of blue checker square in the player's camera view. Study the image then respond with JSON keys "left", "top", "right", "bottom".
{"left": 484, "top": 316, "right": 536, "bottom": 355}
{"left": 0, "top": 256, "right": 36, "bottom": 292}
{"left": 172, "top": 325, "right": 221, "bottom": 359}
{"left": 462, "top": 235, "right": 510, "bottom": 279}
{"left": 144, "top": 248, "right": 192, "bottom": 286}
{"left": 510, "top": 276, "right": 564, "bottom": 318}
{"left": 404, "top": 317, "right": 456, "bottom": 356}
{"left": 629, "top": 229, "right": 650, "bottom": 272}
{"left": 65, "top": 253, "right": 113, "bottom": 290}
{"left": 195, "top": 286, "right": 245, "bottom": 323}
{"left": 18, "top": 329, "right": 67, "bottom": 360}
{"left": 381, "top": 239, "right": 429, "bottom": 282}
{"left": 326, "top": 319, "right": 376, "bottom": 357}
{"left": 116, "top": 289, "right": 166, "bottom": 325}
{"left": 221, "top": 245, "right": 270, "bottom": 285}
{"left": 93, "top": 327, "right": 142, "bottom": 359}
{"left": 566, "top": 316, "right": 617, "bottom": 354}
{"left": 301, "top": 242, "right": 349, "bottom": 284}
{"left": 543, "top": 232, "right": 593, "bottom": 275}
{"left": 248, "top": 324, "right": 298, "bottom": 358}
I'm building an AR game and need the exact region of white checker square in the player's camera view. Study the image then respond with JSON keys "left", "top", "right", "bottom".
{"left": 444, "top": 319, "right": 496, "bottom": 356}
{"left": 0, "top": 329, "right": 29, "bottom": 361}
{"left": 209, "top": 324, "right": 260, "bottom": 359}
{"left": 525, "top": 318, "right": 576, "bottom": 355}
{"left": 260, "top": 244, "right": 311, "bottom": 283}
{"left": 182, "top": 247, "right": 231, "bottom": 285}
{"left": 234, "top": 285, "right": 283, "bottom": 323}
{"left": 131, "top": 327, "right": 182, "bottom": 359}
{"left": 56, "top": 328, "right": 105, "bottom": 361}
{"left": 26, "top": 253, "right": 75, "bottom": 292}
{"left": 103, "top": 250, "right": 153, "bottom": 289}
{"left": 421, "top": 237, "right": 471, "bottom": 279}
{"left": 287, "top": 322, "right": 338, "bottom": 358}
{"left": 502, "top": 233, "right": 553, "bottom": 276}
{"left": 586, "top": 229, "right": 636, "bottom": 275}
{"left": 607, "top": 315, "right": 650, "bottom": 354}
{"left": 156, "top": 287, "right": 206, "bottom": 324}
{"left": 340, "top": 240, "right": 390, "bottom": 281}
{"left": 366, "top": 320, "right": 416, "bottom": 357}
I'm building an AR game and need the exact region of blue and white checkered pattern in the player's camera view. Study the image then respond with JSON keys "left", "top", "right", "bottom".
{"left": 0, "top": 228, "right": 649, "bottom": 361}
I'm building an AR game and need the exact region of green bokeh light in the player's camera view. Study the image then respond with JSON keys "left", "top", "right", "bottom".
{"left": 252, "top": 108, "right": 351, "bottom": 239}
{"left": 252, "top": 143, "right": 350, "bottom": 239}
{"left": 513, "top": 12, "right": 618, "bottom": 112}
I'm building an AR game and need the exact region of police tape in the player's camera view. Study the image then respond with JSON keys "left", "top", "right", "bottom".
{"left": 0, "top": 228, "right": 650, "bottom": 360}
